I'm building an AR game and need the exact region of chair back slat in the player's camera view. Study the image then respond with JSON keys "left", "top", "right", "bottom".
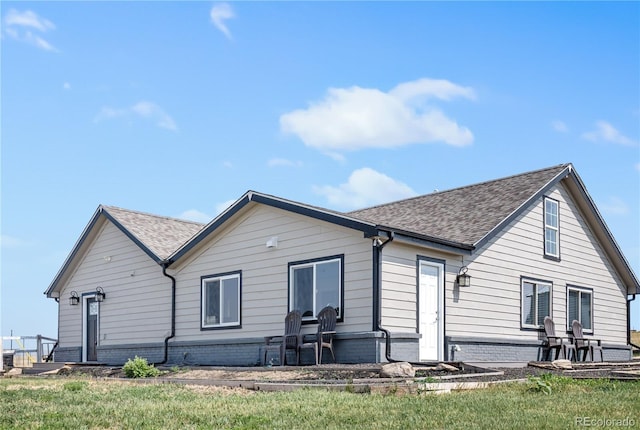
{"left": 544, "top": 316, "right": 560, "bottom": 346}
{"left": 571, "top": 320, "right": 586, "bottom": 348}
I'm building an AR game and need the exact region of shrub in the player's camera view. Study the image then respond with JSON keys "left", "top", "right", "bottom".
{"left": 122, "top": 356, "right": 160, "bottom": 378}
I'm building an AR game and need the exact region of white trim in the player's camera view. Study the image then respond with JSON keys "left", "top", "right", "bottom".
{"left": 81, "top": 294, "right": 99, "bottom": 362}
{"left": 567, "top": 286, "right": 594, "bottom": 334}
{"left": 289, "top": 257, "right": 342, "bottom": 321}
{"left": 418, "top": 260, "right": 444, "bottom": 361}
{"left": 521, "top": 278, "right": 552, "bottom": 329}
{"left": 544, "top": 197, "right": 560, "bottom": 258}
{"left": 201, "top": 273, "right": 241, "bottom": 328}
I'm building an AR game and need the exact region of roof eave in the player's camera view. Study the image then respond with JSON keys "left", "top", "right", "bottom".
{"left": 44, "top": 205, "right": 164, "bottom": 298}
{"left": 166, "top": 191, "right": 380, "bottom": 266}
{"left": 379, "top": 226, "right": 475, "bottom": 255}
{"left": 45, "top": 206, "right": 104, "bottom": 297}
{"left": 563, "top": 170, "right": 640, "bottom": 295}
{"left": 472, "top": 164, "right": 573, "bottom": 252}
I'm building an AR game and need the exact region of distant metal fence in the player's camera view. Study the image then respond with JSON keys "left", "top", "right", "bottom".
{"left": 1, "top": 335, "right": 58, "bottom": 370}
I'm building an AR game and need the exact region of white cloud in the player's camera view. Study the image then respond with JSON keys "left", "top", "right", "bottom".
{"left": 551, "top": 120, "right": 568, "bottom": 133}
{"left": 268, "top": 158, "right": 303, "bottom": 168}
{"left": 280, "top": 78, "right": 475, "bottom": 156}
{"left": 176, "top": 209, "right": 211, "bottom": 223}
{"left": 582, "top": 121, "right": 636, "bottom": 146}
{"left": 94, "top": 101, "right": 178, "bottom": 131}
{"left": 5, "top": 9, "right": 54, "bottom": 31}
{"left": 210, "top": 3, "right": 235, "bottom": 39}
{"left": 313, "top": 168, "right": 417, "bottom": 210}
{"left": 599, "top": 196, "right": 629, "bottom": 216}
{"left": 3, "top": 9, "right": 58, "bottom": 52}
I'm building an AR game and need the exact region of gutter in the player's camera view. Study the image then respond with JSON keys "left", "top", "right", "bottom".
{"left": 156, "top": 263, "right": 176, "bottom": 365}
{"left": 373, "top": 231, "right": 397, "bottom": 362}
{"left": 628, "top": 294, "right": 640, "bottom": 350}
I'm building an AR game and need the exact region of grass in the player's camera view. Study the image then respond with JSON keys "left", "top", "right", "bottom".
{"left": 1, "top": 376, "right": 639, "bottom": 429}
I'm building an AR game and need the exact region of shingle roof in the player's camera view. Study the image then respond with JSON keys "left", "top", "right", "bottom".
{"left": 103, "top": 206, "right": 205, "bottom": 260}
{"left": 347, "top": 164, "right": 570, "bottom": 247}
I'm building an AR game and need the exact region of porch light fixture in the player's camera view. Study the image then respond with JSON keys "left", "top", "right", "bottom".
{"left": 456, "top": 266, "right": 471, "bottom": 287}
{"left": 69, "top": 291, "right": 80, "bottom": 306}
{"left": 95, "top": 286, "right": 106, "bottom": 302}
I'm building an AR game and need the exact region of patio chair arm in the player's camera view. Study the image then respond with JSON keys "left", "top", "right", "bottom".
{"left": 264, "top": 335, "right": 283, "bottom": 346}
{"left": 546, "top": 335, "right": 567, "bottom": 344}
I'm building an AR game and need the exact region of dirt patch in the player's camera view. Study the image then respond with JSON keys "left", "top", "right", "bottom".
{"left": 18, "top": 361, "right": 640, "bottom": 385}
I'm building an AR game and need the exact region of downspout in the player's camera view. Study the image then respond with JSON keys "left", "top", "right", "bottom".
{"left": 628, "top": 294, "right": 640, "bottom": 350}
{"left": 373, "top": 231, "right": 396, "bottom": 362}
{"left": 156, "top": 263, "right": 176, "bottom": 365}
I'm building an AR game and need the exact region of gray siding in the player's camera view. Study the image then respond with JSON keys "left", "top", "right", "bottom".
{"left": 58, "top": 220, "right": 170, "bottom": 353}
{"left": 378, "top": 182, "right": 629, "bottom": 360}
{"left": 449, "top": 184, "right": 628, "bottom": 345}
{"left": 171, "top": 204, "right": 373, "bottom": 343}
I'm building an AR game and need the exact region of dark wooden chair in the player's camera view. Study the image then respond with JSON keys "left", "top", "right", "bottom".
{"left": 543, "top": 316, "right": 574, "bottom": 360}
{"left": 263, "top": 310, "right": 302, "bottom": 366}
{"left": 571, "top": 320, "right": 603, "bottom": 362}
{"left": 299, "top": 306, "right": 337, "bottom": 365}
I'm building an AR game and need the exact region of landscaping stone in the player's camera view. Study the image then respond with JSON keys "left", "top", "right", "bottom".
{"left": 552, "top": 359, "right": 572, "bottom": 370}
{"left": 380, "top": 362, "right": 415, "bottom": 378}
{"left": 435, "top": 363, "right": 459, "bottom": 372}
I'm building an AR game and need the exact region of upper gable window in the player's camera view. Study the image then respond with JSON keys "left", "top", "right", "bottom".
{"left": 201, "top": 271, "right": 241, "bottom": 329}
{"left": 544, "top": 197, "right": 560, "bottom": 259}
{"left": 289, "top": 255, "right": 343, "bottom": 322}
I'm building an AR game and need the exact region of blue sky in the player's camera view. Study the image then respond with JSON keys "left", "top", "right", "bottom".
{"left": 2, "top": 2, "right": 639, "bottom": 341}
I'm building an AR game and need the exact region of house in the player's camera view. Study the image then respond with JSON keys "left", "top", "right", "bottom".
{"left": 45, "top": 164, "right": 639, "bottom": 366}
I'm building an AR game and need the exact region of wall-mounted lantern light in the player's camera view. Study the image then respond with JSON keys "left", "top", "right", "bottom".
{"left": 456, "top": 266, "right": 471, "bottom": 287}
{"left": 95, "top": 286, "right": 106, "bottom": 302}
{"left": 69, "top": 291, "right": 80, "bottom": 306}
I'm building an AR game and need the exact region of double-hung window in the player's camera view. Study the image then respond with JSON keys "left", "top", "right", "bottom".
{"left": 521, "top": 278, "right": 552, "bottom": 329}
{"left": 289, "top": 255, "right": 343, "bottom": 321}
{"left": 201, "top": 271, "right": 241, "bottom": 329}
{"left": 544, "top": 197, "right": 560, "bottom": 259}
{"left": 567, "top": 286, "right": 593, "bottom": 333}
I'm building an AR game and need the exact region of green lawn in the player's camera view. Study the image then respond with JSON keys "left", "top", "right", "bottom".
{"left": 1, "top": 376, "right": 638, "bottom": 429}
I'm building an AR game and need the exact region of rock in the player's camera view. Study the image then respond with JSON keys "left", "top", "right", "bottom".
{"left": 6, "top": 368, "right": 22, "bottom": 376}
{"left": 552, "top": 359, "right": 572, "bottom": 370}
{"left": 435, "top": 363, "right": 460, "bottom": 372}
{"left": 380, "top": 362, "right": 415, "bottom": 378}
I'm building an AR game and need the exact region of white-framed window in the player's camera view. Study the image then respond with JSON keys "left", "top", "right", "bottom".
{"left": 544, "top": 197, "right": 560, "bottom": 259}
{"left": 201, "top": 271, "right": 241, "bottom": 329}
{"left": 521, "top": 278, "right": 552, "bottom": 329}
{"left": 289, "top": 255, "right": 343, "bottom": 321}
{"left": 567, "top": 286, "right": 593, "bottom": 333}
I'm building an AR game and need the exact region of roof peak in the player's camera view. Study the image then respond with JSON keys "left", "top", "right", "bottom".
{"left": 101, "top": 205, "right": 206, "bottom": 226}
{"left": 349, "top": 163, "right": 571, "bottom": 214}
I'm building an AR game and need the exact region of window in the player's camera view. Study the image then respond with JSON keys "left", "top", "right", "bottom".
{"left": 544, "top": 197, "right": 560, "bottom": 259}
{"left": 289, "top": 255, "right": 343, "bottom": 321}
{"left": 567, "top": 286, "right": 592, "bottom": 333}
{"left": 201, "top": 271, "right": 241, "bottom": 329}
{"left": 521, "top": 278, "right": 551, "bottom": 329}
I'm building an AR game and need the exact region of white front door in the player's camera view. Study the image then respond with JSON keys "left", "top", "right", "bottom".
{"left": 419, "top": 260, "right": 444, "bottom": 361}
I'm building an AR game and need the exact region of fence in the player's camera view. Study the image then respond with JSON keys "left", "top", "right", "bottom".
{"left": 1, "top": 335, "right": 58, "bottom": 371}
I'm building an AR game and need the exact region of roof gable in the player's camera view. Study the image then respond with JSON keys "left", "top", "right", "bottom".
{"left": 348, "top": 164, "right": 571, "bottom": 248}
{"left": 45, "top": 206, "right": 203, "bottom": 296}
{"left": 102, "top": 206, "right": 204, "bottom": 261}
